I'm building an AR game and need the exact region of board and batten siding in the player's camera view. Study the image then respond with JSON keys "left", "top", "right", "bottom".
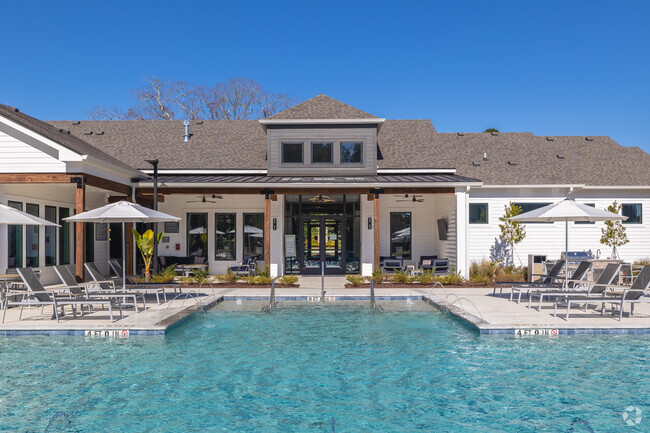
{"left": 266, "top": 126, "right": 377, "bottom": 176}
{"left": 467, "top": 187, "right": 650, "bottom": 265}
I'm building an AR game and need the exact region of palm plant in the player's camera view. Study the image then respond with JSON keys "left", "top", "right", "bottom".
{"left": 132, "top": 228, "right": 163, "bottom": 282}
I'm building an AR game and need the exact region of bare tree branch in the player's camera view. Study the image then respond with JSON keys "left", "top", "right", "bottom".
{"left": 86, "top": 76, "right": 294, "bottom": 121}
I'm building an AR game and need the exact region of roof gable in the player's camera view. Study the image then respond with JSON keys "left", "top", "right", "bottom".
{"left": 268, "top": 94, "right": 378, "bottom": 120}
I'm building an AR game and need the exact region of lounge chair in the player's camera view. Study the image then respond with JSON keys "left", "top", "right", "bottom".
{"left": 2, "top": 268, "right": 122, "bottom": 323}
{"left": 109, "top": 260, "right": 181, "bottom": 295}
{"left": 228, "top": 257, "right": 257, "bottom": 276}
{"left": 54, "top": 265, "right": 146, "bottom": 312}
{"left": 85, "top": 263, "right": 168, "bottom": 304}
{"left": 418, "top": 255, "right": 438, "bottom": 272}
{"left": 381, "top": 257, "right": 404, "bottom": 273}
{"left": 432, "top": 259, "right": 450, "bottom": 275}
{"left": 554, "top": 266, "right": 650, "bottom": 320}
{"left": 524, "top": 261, "right": 593, "bottom": 310}
{"left": 492, "top": 260, "right": 566, "bottom": 299}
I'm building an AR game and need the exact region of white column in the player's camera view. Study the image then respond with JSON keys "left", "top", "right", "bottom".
{"left": 455, "top": 187, "right": 469, "bottom": 277}
{"left": 269, "top": 195, "right": 284, "bottom": 276}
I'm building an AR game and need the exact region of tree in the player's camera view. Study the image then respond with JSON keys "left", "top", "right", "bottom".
{"left": 86, "top": 76, "right": 294, "bottom": 120}
{"left": 483, "top": 128, "right": 499, "bottom": 133}
{"left": 600, "top": 201, "right": 629, "bottom": 259}
{"left": 132, "top": 228, "right": 163, "bottom": 281}
{"left": 499, "top": 202, "right": 526, "bottom": 265}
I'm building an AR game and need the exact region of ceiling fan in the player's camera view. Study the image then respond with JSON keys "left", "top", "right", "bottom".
{"left": 186, "top": 194, "right": 223, "bottom": 204}
{"left": 396, "top": 194, "right": 424, "bottom": 203}
{"left": 309, "top": 195, "right": 335, "bottom": 203}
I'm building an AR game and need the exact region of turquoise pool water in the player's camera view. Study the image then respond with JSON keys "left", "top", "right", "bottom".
{"left": 0, "top": 301, "right": 648, "bottom": 432}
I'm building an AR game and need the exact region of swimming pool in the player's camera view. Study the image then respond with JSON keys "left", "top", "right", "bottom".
{"left": 0, "top": 300, "right": 648, "bottom": 432}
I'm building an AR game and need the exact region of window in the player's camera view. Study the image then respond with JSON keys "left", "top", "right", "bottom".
{"left": 187, "top": 213, "right": 208, "bottom": 260}
{"left": 45, "top": 206, "right": 57, "bottom": 266}
{"left": 59, "top": 208, "right": 70, "bottom": 264}
{"left": 390, "top": 212, "right": 411, "bottom": 260}
{"left": 7, "top": 201, "right": 23, "bottom": 268}
{"left": 311, "top": 142, "right": 333, "bottom": 163}
{"left": 215, "top": 213, "right": 236, "bottom": 260}
{"left": 340, "top": 141, "right": 362, "bottom": 164}
{"left": 622, "top": 203, "right": 642, "bottom": 224}
{"left": 469, "top": 203, "right": 488, "bottom": 224}
{"left": 85, "top": 223, "right": 94, "bottom": 263}
{"left": 282, "top": 142, "right": 303, "bottom": 163}
{"left": 513, "top": 202, "right": 552, "bottom": 223}
{"left": 243, "top": 213, "right": 264, "bottom": 260}
{"left": 25, "top": 203, "right": 39, "bottom": 267}
{"left": 575, "top": 203, "right": 595, "bottom": 224}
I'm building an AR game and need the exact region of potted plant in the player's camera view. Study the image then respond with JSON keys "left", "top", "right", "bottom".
{"left": 132, "top": 228, "right": 163, "bottom": 282}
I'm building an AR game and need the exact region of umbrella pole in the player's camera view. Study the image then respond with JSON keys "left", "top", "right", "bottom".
{"left": 564, "top": 220, "right": 569, "bottom": 289}
{"left": 122, "top": 222, "right": 127, "bottom": 290}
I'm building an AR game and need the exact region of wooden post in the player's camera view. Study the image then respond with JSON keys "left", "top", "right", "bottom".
{"left": 73, "top": 177, "right": 85, "bottom": 281}
{"left": 264, "top": 195, "right": 271, "bottom": 266}
{"left": 374, "top": 195, "right": 380, "bottom": 271}
{"left": 125, "top": 222, "right": 134, "bottom": 276}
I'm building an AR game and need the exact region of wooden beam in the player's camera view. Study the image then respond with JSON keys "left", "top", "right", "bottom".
{"left": 374, "top": 196, "right": 380, "bottom": 271}
{"left": 270, "top": 194, "right": 278, "bottom": 201}
{"left": 264, "top": 196, "right": 271, "bottom": 266}
{"left": 74, "top": 179, "right": 85, "bottom": 281}
{"left": 85, "top": 174, "right": 131, "bottom": 195}
{"left": 0, "top": 173, "right": 74, "bottom": 183}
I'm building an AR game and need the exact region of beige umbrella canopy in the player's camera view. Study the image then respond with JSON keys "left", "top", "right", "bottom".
{"left": 509, "top": 198, "right": 627, "bottom": 286}
{"left": 64, "top": 201, "right": 180, "bottom": 288}
{"left": 0, "top": 203, "right": 59, "bottom": 226}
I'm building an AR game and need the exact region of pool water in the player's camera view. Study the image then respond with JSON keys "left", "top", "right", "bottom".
{"left": 0, "top": 301, "right": 648, "bottom": 432}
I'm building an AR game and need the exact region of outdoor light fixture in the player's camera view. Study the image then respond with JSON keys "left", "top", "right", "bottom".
{"left": 368, "top": 217, "right": 372, "bottom": 229}
{"left": 273, "top": 218, "right": 277, "bottom": 230}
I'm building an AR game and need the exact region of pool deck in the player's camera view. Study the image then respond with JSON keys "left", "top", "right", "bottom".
{"left": 2, "top": 284, "right": 650, "bottom": 337}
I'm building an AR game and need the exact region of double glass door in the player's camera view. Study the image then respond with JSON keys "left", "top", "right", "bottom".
{"left": 300, "top": 217, "right": 345, "bottom": 274}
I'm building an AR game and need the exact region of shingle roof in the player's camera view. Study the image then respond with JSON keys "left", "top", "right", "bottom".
{"left": 268, "top": 94, "right": 378, "bottom": 119}
{"left": 47, "top": 119, "right": 267, "bottom": 171}
{"left": 46, "top": 117, "right": 650, "bottom": 186}
{"left": 433, "top": 132, "right": 650, "bottom": 186}
{"left": 43, "top": 94, "right": 650, "bottom": 187}
{"left": 0, "top": 103, "right": 141, "bottom": 175}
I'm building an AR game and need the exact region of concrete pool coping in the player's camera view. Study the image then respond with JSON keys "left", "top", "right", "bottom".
{"left": 2, "top": 286, "right": 650, "bottom": 337}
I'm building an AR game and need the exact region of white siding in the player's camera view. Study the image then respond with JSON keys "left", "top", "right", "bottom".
{"left": 0, "top": 129, "right": 67, "bottom": 172}
{"left": 468, "top": 187, "right": 650, "bottom": 266}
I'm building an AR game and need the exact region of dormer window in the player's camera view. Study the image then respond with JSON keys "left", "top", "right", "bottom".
{"left": 311, "top": 142, "right": 333, "bottom": 164}
{"left": 340, "top": 141, "right": 363, "bottom": 164}
{"left": 282, "top": 142, "right": 303, "bottom": 163}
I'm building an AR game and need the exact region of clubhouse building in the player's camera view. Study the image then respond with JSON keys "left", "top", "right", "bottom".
{"left": 0, "top": 95, "right": 648, "bottom": 279}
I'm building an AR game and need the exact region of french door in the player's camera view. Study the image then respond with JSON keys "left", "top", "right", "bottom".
{"left": 299, "top": 216, "right": 345, "bottom": 274}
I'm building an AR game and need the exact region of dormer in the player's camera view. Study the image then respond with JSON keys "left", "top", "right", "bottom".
{"left": 260, "top": 95, "right": 385, "bottom": 176}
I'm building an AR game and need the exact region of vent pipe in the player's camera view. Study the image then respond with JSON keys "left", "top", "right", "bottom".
{"left": 183, "top": 119, "right": 190, "bottom": 142}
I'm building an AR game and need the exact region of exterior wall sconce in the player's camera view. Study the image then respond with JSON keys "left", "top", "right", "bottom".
{"left": 273, "top": 218, "right": 277, "bottom": 230}
{"left": 368, "top": 217, "right": 372, "bottom": 230}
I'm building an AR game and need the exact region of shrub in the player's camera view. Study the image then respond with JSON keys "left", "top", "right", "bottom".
{"left": 216, "top": 269, "right": 239, "bottom": 284}
{"left": 255, "top": 275, "right": 272, "bottom": 285}
{"left": 257, "top": 265, "right": 271, "bottom": 278}
{"left": 346, "top": 275, "right": 365, "bottom": 287}
{"left": 392, "top": 270, "right": 410, "bottom": 284}
{"left": 242, "top": 275, "right": 257, "bottom": 285}
{"left": 370, "top": 268, "right": 383, "bottom": 284}
{"left": 469, "top": 275, "right": 491, "bottom": 286}
{"left": 434, "top": 268, "right": 466, "bottom": 285}
{"left": 193, "top": 268, "right": 210, "bottom": 284}
{"left": 634, "top": 257, "right": 650, "bottom": 266}
{"left": 414, "top": 270, "right": 435, "bottom": 285}
{"left": 279, "top": 275, "right": 299, "bottom": 286}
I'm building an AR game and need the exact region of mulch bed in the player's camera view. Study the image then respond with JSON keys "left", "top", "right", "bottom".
{"left": 178, "top": 283, "right": 300, "bottom": 289}
{"left": 344, "top": 283, "right": 493, "bottom": 289}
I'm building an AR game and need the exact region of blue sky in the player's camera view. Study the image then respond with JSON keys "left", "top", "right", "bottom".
{"left": 2, "top": 0, "right": 649, "bottom": 152}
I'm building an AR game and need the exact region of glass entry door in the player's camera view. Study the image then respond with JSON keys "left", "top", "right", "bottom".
{"left": 300, "top": 217, "right": 345, "bottom": 274}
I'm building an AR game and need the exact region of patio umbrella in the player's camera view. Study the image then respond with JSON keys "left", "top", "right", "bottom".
{"left": 508, "top": 198, "right": 626, "bottom": 286}
{"left": 64, "top": 200, "right": 180, "bottom": 288}
{"left": 0, "top": 203, "right": 60, "bottom": 226}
